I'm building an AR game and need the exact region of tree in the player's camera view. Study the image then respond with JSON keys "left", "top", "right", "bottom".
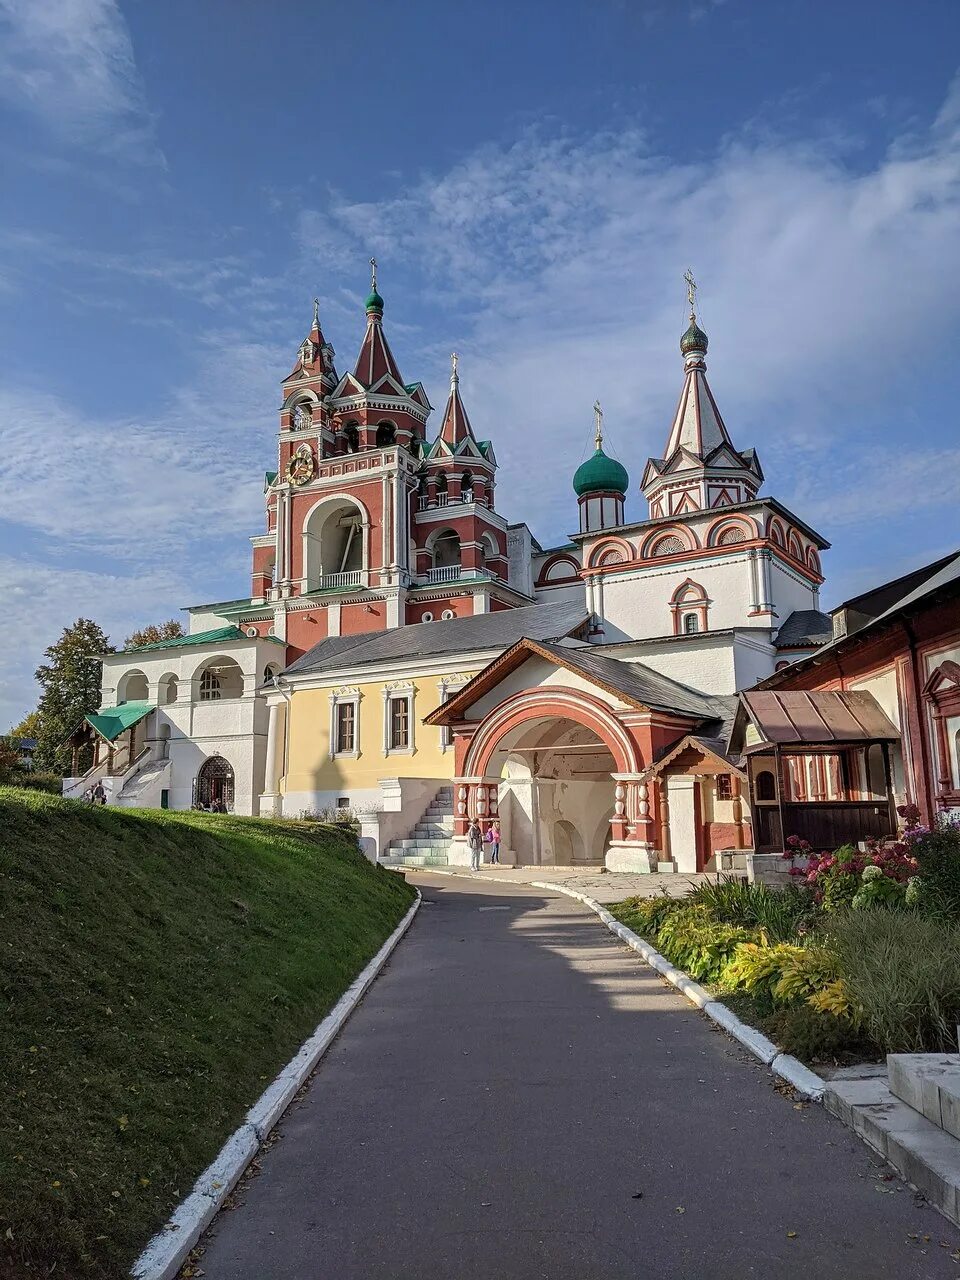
{"left": 33, "top": 619, "right": 114, "bottom": 774}
{"left": 6, "top": 710, "right": 40, "bottom": 742}
{"left": 124, "top": 619, "right": 184, "bottom": 649}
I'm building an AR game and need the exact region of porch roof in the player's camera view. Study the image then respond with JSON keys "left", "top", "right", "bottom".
{"left": 737, "top": 690, "right": 900, "bottom": 751}
{"left": 84, "top": 701, "right": 155, "bottom": 743}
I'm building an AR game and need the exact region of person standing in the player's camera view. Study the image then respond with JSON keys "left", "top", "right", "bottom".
{"left": 468, "top": 818, "right": 483, "bottom": 872}
{"left": 486, "top": 819, "right": 502, "bottom": 864}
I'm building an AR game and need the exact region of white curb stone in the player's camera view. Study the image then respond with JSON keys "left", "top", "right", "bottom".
{"left": 540, "top": 882, "right": 823, "bottom": 1090}
{"left": 772, "top": 1053, "right": 826, "bottom": 1101}
{"left": 131, "top": 890, "right": 421, "bottom": 1280}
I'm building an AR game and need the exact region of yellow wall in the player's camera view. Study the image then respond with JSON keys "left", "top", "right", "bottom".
{"left": 282, "top": 669, "right": 480, "bottom": 795}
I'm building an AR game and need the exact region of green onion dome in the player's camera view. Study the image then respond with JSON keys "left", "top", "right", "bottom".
{"left": 680, "top": 313, "right": 708, "bottom": 355}
{"left": 365, "top": 288, "right": 384, "bottom": 313}
{"left": 573, "top": 446, "right": 629, "bottom": 497}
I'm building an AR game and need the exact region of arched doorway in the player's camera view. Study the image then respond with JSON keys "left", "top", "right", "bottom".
{"left": 472, "top": 713, "right": 621, "bottom": 865}
{"left": 196, "top": 755, "right": 235, "bottom": 810}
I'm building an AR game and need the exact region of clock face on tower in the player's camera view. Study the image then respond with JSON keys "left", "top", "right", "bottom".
{"left": 285, "top": 443, "right": 316, "bottom": 487}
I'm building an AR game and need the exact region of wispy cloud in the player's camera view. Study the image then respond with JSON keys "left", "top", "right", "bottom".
{"left": 300, "top": 78, "right": 960, "bottom": 546}
{"left": 0, "top": 0, "right": 162, "bottom": 163}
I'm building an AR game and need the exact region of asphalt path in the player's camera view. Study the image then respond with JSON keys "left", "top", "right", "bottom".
{"left": 196, "top": 874, "right": 960, "bottom": 1279}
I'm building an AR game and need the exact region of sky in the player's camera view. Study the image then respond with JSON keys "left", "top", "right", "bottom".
{"left": 1, "top": 0, "right": 959, "bottom": 727}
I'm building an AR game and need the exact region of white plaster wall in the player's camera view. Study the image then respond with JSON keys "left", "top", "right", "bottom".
{"left": 282, "top": 787, "right": 381, "bottom": 818}
{"left": 598, "top": 553, "right": 758, "bottom": 641}
{"left": 767, "top": 559, "right": 820, "bottom": 618}
{"left": 732, "top": 635, "right": 779, "bottom": 689}
{"left": 465, "top": 656, "right": 622, "bottom": 722}
{"left": 593, "top": 636, "right": 737, "bottom": 696}
{"left": 186, "top": 607, "right": 235, "bottom": 634}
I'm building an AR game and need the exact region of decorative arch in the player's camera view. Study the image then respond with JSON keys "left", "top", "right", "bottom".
{"left": 464, "top": 687, "right": 641, "bottom": 778}
{"left": 195, "top": 754, "right": 235, "bottom": 810}
{"left": 301, "top": 493, "right": 370, "bottom": 587}
{"left": 788, "top": 531, "right": 804, "bottom": 562}
{"left": 282, "top": 387, "right": 321, "bottom": 412}
{"left": 157, "top": 672, "right": 179, "bottom": 705}
{"left": 669, "top": 578, "right": 710, "bottom": 635}
{"left": 706, "top": 514, "right": 758, "bottom": 547}
{"left": 807, "top": 547, "right": 822, "bottom": 576}
{"left": 766, "top": 516, "right": 787, "bottom": 548}
{"left": 117, "top": 669, "right": 149, "bottom": 703}
{"left": 536, "top": 553, "right": 581, "bottom": 586}
{"left": 587, "top": 536, "right": 634, "bottom": 569}
{"left": 640, "top": 525, "right": 698, "bottom": 558}
{"left": 426, "top": 525, "right": 461, "bottom": 571}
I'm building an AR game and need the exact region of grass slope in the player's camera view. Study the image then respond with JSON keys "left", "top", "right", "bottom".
{"left": 0, "top": 788, "right": 415, "bottom": 1279}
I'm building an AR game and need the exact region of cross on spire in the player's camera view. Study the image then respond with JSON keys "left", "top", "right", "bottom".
{"left": 594, "top": 399, "right": 603, "bottom": 450}
{"left": 370, "top": 257, "right": 378, "bottom": 291}
{"left": 312, "top": 297, "right": 320, "bottom": 329}
{"left": 450, "top": 351, "right": 459, "bottom": 383}
{"left": 684, "top": 268, "right": 698, "bottom": 316}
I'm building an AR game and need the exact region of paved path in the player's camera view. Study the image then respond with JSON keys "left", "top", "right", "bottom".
{"left": 410, "top": 863, "right": 713, "bottom": 903}
{"left": 196, "top": 876, "right": 960, "bottom": 1279}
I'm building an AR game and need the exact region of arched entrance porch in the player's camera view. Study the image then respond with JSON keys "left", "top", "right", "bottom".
{"left": 451, "top": 688, "right": 659, "bottom": 871}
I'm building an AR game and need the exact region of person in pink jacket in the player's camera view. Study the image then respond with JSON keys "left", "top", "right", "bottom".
{"left": 485, "top": 819, "right": 502, "bottom": 864}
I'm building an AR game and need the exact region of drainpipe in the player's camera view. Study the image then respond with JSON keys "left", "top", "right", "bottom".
{"left": 274, "top": 675, "right": 293, "bottom": 799}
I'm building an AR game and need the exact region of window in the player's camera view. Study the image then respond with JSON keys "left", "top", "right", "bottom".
{"left": 389, "top": 697, "right": 409, "bottom": 750}
{"left": 683, "top": 613, "right": 700, "bottom": 634}
{"left": 376, "top": 422, "right": 396, "bottom": 447}
{"left": 716, "top": 774, "right": 733, "bottom": 801}
{"left": 335, "top": 701, "right": 356, "bottom": 754}
{"left": 420, "top": 611, "right": 434, "bottom": 622}
{"left": 441, "top": 609, "right": 455, "bottom": 620}
{"left": 461, "top": 469, "right": 473, "bottom": 501}
{"left": 199, "top": 669, "right": 222, "bottom": 701}
{"left": 435, "top": 471, "right": 448, "bottom": 505}
{"left": 755, "top": 769, "right": 776, "bottom": 802}
{"left": 342, "top": 422, "right": 360, "bottom": 453}
{"left": 291, "top": 401, "right": 311, "bottom": 430}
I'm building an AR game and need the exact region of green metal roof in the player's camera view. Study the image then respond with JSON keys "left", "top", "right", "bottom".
{"left": 85, "top": 701, "right": 154, "bottom": 743}
{"left": 573, "top": 447, "right": 629, "bottom": 496}
{"left": 264, "top": 470, "right": 277, "bottom": 489}
{"left": 123, "top": 625, "right": 247, "bottom": 654}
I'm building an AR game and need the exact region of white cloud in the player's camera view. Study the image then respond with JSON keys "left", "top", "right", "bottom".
{"left": 300, "top": 80, "right": 960, "bottom": 546}
{"left": 0, "top": 0, "right": 160, "bottom": 161}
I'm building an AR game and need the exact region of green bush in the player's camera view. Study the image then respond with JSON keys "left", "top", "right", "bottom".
{"left": 825, "top": 909, "right": 960, "bottom": 1053}
{"left": 613, "top": 893, "right": 686, "bottom": 937}
{"left": 690, "top": 876, "right": 817, "bottom": 941}
{"left": 911, "top": 823, "right": 960, "bottom": 917}
{"left": 11, "top": 770, "right": 64, "bottom": 795}
{"left": 654, "top": 905, "right": 758, "bottom": 983}
{"left": 761, "top": 1004, "right": 867, "bottom": 1064}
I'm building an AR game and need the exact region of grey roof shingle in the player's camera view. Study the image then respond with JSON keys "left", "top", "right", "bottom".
{"left": 774, "top": 609, "right": 833, "bottom": 649}
{"left": 284, "top": 599, "right": 590, "bottom": 676}
{"left": 534, "top": 640, "right": 732, "bottom": 721}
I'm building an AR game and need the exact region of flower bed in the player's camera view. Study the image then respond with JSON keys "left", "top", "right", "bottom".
{"left": 612, "top": 814, "right": 960, "bottom": 1065}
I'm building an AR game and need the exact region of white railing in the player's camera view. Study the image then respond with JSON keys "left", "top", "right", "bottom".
{"left": 424, "top": 565, "right": 461, "bottom": 583}
{"left": 435, "top": 492, "right": 449, "bottom": 507}
{"left": 318, "top": 570, "right": 363, "bottom": 589}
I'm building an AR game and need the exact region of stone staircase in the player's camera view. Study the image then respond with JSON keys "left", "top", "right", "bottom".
{"left": 824, "top": 1053, "right": 960, "bottom": 1225}
{"left": 379, "top": 786, "right": 455, "bottom": 868}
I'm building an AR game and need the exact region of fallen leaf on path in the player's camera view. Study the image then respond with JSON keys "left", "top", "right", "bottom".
{"left": 787, "top": 1231, "right": 797, "bottom": 1239}
{"left": 675, "top": 1206, "right": 685, "bottom": 1214}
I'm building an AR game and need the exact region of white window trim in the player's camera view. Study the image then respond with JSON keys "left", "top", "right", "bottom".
{"left": 437, "top": 675, "right": 469, "bottom": 752}
{"left": 329, "top": 686, "right": 361, "bottom": 759}
{"left": 382, "top": 681, "right": 416, "bottom": 755}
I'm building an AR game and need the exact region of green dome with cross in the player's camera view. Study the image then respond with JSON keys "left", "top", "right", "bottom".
{"left": 573, "top": 446, "right": 629, "bottom": 497}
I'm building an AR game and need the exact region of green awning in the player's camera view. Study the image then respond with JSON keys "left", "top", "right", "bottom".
{"left": 84, "top": 701, "right": 155, "bottom": 743}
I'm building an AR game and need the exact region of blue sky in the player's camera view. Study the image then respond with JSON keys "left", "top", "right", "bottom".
{"left": 1, "top": 0, "right": 959, "bottom": 726}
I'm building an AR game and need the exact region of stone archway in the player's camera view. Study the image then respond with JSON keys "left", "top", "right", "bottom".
{"left": 454, "top": 688, "right": 655, "bottom": 870}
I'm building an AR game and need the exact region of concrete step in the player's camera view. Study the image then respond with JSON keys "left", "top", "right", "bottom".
{"left": 825, "top": 1069, "right": 960, "bottom": 1226}
{"left": 413, "top": 822, "right": 454, "bottom": 834}
{"left": 888, "top": 1054, "right": 960, "bottom": 1141}
{"left": 380, "top": 855, "right": 450, "bottom": 868}
{"left": 393, "top": 838, "right": 452, "bottom": 851}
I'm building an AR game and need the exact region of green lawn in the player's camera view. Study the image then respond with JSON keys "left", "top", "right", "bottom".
{"left": 0, "top": 788, "right": 416, "bottom": 1279}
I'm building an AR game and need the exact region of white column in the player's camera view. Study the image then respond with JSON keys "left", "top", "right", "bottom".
{"left": 264, "top": 701, "right": 283, "bottom": 792}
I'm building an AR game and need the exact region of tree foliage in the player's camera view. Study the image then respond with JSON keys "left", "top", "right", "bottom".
{"left": 123, "top": 619, "right": 184, "bottom": 649}
{"left": 6, "top": 710, "right": 40, "bottom": 742}
{"left": 33, "top": 619, "right": 114, "bottom": 773}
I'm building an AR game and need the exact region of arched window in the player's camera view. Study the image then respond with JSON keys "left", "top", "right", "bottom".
{"left": 376, "top": 421, "right": 396, "bottom": 447}
{"left": 291, "top": 401, "right": 312, "bottom": 431}
{"left": 650, "top": 534, "right": 685, "bottom": 557}
{"left": 435, "top": 471, "right": 449, "bottom": 506}
{"left": 199, "top": 669, "right": 221, "bottom": 701}
{"left": 342, "top": 422, "right": 360, "bottom": 453}
{"left": 264, "top": 663, "right": 281, "bottom": 685}
{"left": 683, "top": 613, "right": 699, "bottom": 634}
{"left": 432, "top": 529, "right": 461, "bottom": 570}
{"left": 756, "top": 770, "right": 776, "bottom": 802}
{"left": 158, "top": 673, "right": 178, "bottom": 705}
{"left": 117, "top": 670, "right": 149, "bottom": 704}
{"left": 788, "top": 533, "right": 804, "bottom": 561}
{"left": 670, "top": 579, "right": 709, "bottom": 635}
{"left": 596, "top": 547, "right": 624, "bottom": 567}
{"left": 302, "top": 498, "right": 365, "bottom": 588}
{"left": 461, "top": 470, "right": 473, "bottom": 502}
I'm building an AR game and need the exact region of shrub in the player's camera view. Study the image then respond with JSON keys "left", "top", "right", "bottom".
{"left": 723, "top": 941, "right": 839, "bottom": 1006}
{"left": 654, "top": 905, "right": 758, "bottom": 983}
{"left": 801, "top": 841, "right": 918, "bottom": 911}
{"left": 8, "top": 771, "right": 64, "bottom": 795}
{"left": 614, "top": 893, "right": 686, "bottom": 937}
{"left": 691, "top": 877, "right": 817, "bottom": 941}
{"left": 825, "top": 909, "right": 960, "bottom": 1053}
{"left": 761, "top": 1004, "right": 866, "bottom": 1064}
{"left": 908, "top": 820, "right": 960, "bottom": 918}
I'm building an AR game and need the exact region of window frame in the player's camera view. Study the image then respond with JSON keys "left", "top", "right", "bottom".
{"left": 382, "top": 682, "right": 416, "bottom": 755}
{"left": 328, "top": 687, "right": 361, "bottom": 759}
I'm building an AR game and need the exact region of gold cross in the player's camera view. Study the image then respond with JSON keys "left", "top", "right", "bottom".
{"left": 684, "top": 268, "right": 698, "bottom": 312}
{"left": 593, "top": 399, "right": 603, "bottom": 450}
